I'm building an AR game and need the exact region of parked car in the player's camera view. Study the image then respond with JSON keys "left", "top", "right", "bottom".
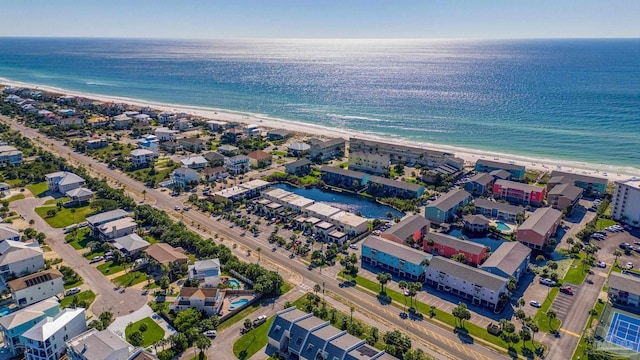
{"left": 597, "top": 261, "right": 607, "bottom": 268}
{"left": 620, "top": 242, "right": 631, "bottom": 249}
{"left": 626, "top": 262, "right": 634, "bottom": 269}
{"left": 203, "top": 330, "right": 217, "bottom": 337}
{"left": 174, "top": 206, "right": 181, "bottom": 211}
{"left": 560, "top": 286, "right": 574, "bottom": 295}
{"left": 253, "top": 315, "right": 267, "bottom": 326}
{"left": 349, "top": 244, "right": 358, "bottom": 250}
{"left": 530, "top": 300, "right": 542, "bottom": 308}
{"left": 90, "top": 256, "right": 104, "bottom": 263}
{"left": 539, "top": 278, "right": 556, "bottom": 287}
{"left": 65, "top": 287, "right": 81, "bottom": 296}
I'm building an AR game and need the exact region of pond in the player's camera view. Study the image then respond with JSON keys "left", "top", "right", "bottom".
{"left": 448, "top": 228, "right": 506, "bottom": 252}
{"left": 273, "top": 183, "right": 405, "bottom": 219}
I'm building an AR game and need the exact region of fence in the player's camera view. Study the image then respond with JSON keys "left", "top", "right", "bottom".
{"left": 229, "top": 269, "right": 254, "bottom": 286}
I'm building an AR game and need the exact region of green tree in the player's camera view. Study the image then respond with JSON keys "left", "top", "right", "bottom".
{"left": 613, "top": 249, "right": 622, "bottom": 265}
{"left": 376, "top": 272, "right": 392, "bottom": 294}
{"left": 158, "top": 275, "right": 170, "bottom": 293}
{"left": 195, "top": 334, "right": 212, "bottom": 356}
{"left": 128, "top": 330, "right": 143, "bottom": 346}
{"left": 398, "top": 280, "right": 409, "bottom": 311}
{"left": 546, "top": 309, "right": 557, "bottom": 332}
{"left": 99, "top": 311, "right": 113, "bottom": 327}
{"left": 452, "top": 302, "right": 471, "bottom": 328}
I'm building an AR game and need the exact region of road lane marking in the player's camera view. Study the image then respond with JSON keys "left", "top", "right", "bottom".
{"left": 560, "top": 328, "right": 580, "bottom": 337}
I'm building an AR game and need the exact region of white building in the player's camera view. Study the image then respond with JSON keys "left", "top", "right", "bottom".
{"left": 172, "top": 167, "right": 200, "bottom": 187}
{"left": 45, "top": 172, "right": 86, "bottom": 194}
{"left": 180, "top": 156, "right": 208, "bottom": 169}
{"left": 22, "top": 307, "right": 87, "bottom": 360}
{"left": 67, "top": 328, "right": 140, "bottom": 360}
{"left": 9, "top": 269, "right": 64, "bottom": 309}
{"left": 608, "top": 272, "right": 640, "bottom": 310}
{"left": 612, "top": 179, "right": 640, "bottom": 226}
{"left": 171, "top": 288, "right": 223, "bottom": 316}
{"left": 206, "top": 120, "right": 226, "bottom": 131}
{"left": 130, "top": 149, "right": 155, "bottom": 166}
{"left": 0, "top": 240, "right": 44, "bottom": 278}
{"left": 188, "top": 259, "right": 221, "bottom": 288}
{"left": 349, "top": 151, "right": 390, "bottom": 174}
{"left": 0, "top": 223, "right": 21, "bottom": 242}
{"left": 97, "top": 218, "right": 137, "bottom": 242}
{"left": 329, "top": 211, "right": 369, "bottom": 237}
{"left": 0, "top": 297, "right": 60, "bottom": 357}
{"left": 224, "top": 155, "right": 251, "bottom": 175}
{"left": 155, "top": 127, "right": 178, "bottom": 141}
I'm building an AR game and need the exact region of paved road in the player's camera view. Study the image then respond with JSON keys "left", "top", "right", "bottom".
{"left": 9, "top": 197, "right": 148, "bottom": 317}
{"left": 3, "top": 117, "right": 511, "bottom": 360}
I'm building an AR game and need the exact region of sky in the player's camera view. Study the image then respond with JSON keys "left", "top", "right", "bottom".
{"left": 1, "top": 0, "right": 639, "bottom": 39}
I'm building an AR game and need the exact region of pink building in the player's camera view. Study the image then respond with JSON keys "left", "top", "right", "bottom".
{"left": 493, "top": 180, "right": 545, "bottom": 207}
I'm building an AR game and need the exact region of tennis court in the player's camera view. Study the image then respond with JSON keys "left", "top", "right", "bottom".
{"left": 605, "top": 311, "right": 640, "bottom": 352}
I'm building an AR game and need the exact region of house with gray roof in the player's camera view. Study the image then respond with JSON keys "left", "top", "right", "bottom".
{"left": 381, "top": 215, "right": 430, "bottom": 245}
{"left": 111, "top": 234, "right": 149, "bottom": 256}
{"left": 86, "top": 209, "right": 130, "bottom": 230}
{"left": 516, "top": 207, "right": 562, "bottom": 250}
{"left": 607, "top": 272, "right": 640, "bottom": 311}
{"left": 547, "top": 183, "right": 583, "bottom": 212}
{"left": 288, "top": 316, "right": 329, "bottom": 357}
{"left": 362, "top": 235, "right": 429, "bottom": 281}
{"left": 0, "top": 240, "right": 44, "bottom": 278}
{"left": 367, "top": 175, "right": 425, "bottom": 199}
{"left": 66, "top": 328, "right": 139, "bottom": 360}
{"left": 425, "top": 256, "right": 509, "bottom": 311}
{"left": 45, "top": 171, "right": 86, "bottom": 194}
{"left": 188, "top": 259, "right": 221, "bottom": 288}
{"left": 473, "top": 198, "right": 524, "bottom": 222}
{"left": 423, "top": 232, "right": 488, "bottom": 266}
{"left": 65, "top": 187, "right": 94, "bottom": 205}
{"left": 0, "top": 223, "right": 21, "bottom": 242}
{"left": 424, "top": 189, "right": 472, "bottom": 224}
{"left": 464, "top": 172, "right": 495, "bottom": 195}
{"left": 324, "top": 332, "right": 365, "bottom": 360}
{"left": 0, "top": 297, "right": 60, "bottom": 357}
{"left": 480, "top": 242, "right": 531, "bottom": 282}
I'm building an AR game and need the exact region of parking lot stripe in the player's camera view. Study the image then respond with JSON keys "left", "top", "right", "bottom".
{"left": 560, "top": 328, "right": 580, "bottom": 337}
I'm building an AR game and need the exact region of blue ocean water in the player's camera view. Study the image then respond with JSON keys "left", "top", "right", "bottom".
{"left": 0, "top": 38, "right": 639, "bottom": 170}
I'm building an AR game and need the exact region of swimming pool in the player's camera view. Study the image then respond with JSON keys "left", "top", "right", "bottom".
{"left": 229, "top": 298, "right": 249, "bottom": 310}
{"left": 0, "top": 306, "right": 14, "bottom": 317}
{"left": 227, "top": 279, "right": 240, "bottom": 289}
{"left": 495, "top": 222, "right": 511, "bottom": 232}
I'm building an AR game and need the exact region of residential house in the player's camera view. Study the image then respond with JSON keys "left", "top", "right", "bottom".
{"left": 130, "top": 149, "right": 155, "bottom": 167}
{"left": 222, "top": 128, "right": 244, "bottom": 143}
{"left": 57, "top": 109, "right": 76, "bottom": 117}
{"left": 380, "top": 215, "right": 430, "bottom": 245}
{"left": 97, "top": 217, "right": 137, "bottom": 242}
{"left": 203, "top": 151, "right": 225, "bottom": 167}
{"left": 247, "top": 150, "right": 272, "bottom": 169}
{"left": 158, "top": 112, "right": 176, "bottom": 124}
{"left": 0, "top": 145, "right": 22, "bottom": 166}
{"left": 287, "top": 142, "right": 311, "bottom": 158}
{"left": 0, "top": 223, "right": 21, "bottom": 242}
{"left": 320, "top": 166, "right": 369, "bottom": 190}
{"left": 349, "top": 152, "right": 390, "bottom": 175}
{"left": 21, "top": 307, "right": 87, "bottom": 360}
{"left": 474, "top": 159, "right": 526, "bottom": 180}
{"left": 85, "top": 137, "right": 108, "bottom": 150}
{"left": 308, "top": 138, "right": 346, "bottom": 161}
{"left": 174, "top": 118, "right": 192, "bottom": 131}
{"left": 462, "top": 214, "right": 491, "bottom": 234}
{"left": 224, "top": 155, "right": 251, "bottom": 175}
{"left": 171, "top": 288, "right": 223, "bottom": 316}
{"left": 367, "top": 175, "right": 424, "bottom": 199}
{"left": 133, "top": 114, "right": 151, "bottom": 124}
{"left": 87, "top": 116, "right": 109, "bottom": 128}
{"left": 154, "top": 127, "right": 178, "bottom": 141}
{"left": 473, "top": 198, "right": 524, "bottom": 222}
{"left": 188, "top": 259, "right": 221, "bottom": 288}
{"left": 67, "top": 328, "right": 140, "bottom": 360}
{"left": 611, "top": 179, "right": 640, "bottom": 225}
{"left": 285, "top": 159, "right": 312, "bottom": 176}
{"left": 493, "top": 180, "right": 545, "bottom": 207}
{"left": 0, "top": 240, "right": 44, "bottom": 279}
{"left": 144, "top": 243, "right": 189, "bottom": 267}
{"left": 425, "top": 257, "right": 509, "bottom": 311}
{"left": 0, "top": 182, "right": 10, "bottom": 196}
{"left": 112, "top": 114, "right": 132, "bottom": 130}
{"left": 206, "top": 120, "right": 226, "bottom": 131}
{"left": 201, "top": 167, "right": 229, "bottom": 182}
{"left": 217, "top": 145, "right": 239, "bottom": 156}
{"left": 423, "top": 232, "right": 487, "bottom": 266}
{"left": 172, "top": 167, "right": 200, "bottom": 188}
{"left": 9, "top": 269, "right": 64, "bottom": 308}
{"left": 349, "top": 137, "right": 463, "bottom": 169}
{"left": 424, "top": 189, "right": 472, "bottom": 224}
{"left": 243, "top": 124, "right": 260, "bottom": 137}
{"left": 111, "top": 234, "right": 150, "bottom": 257}
{"left": 180, "top": 156, "right": 208, "bottom": 169}
{"left": 516, "top": 207, "right": 562, "bottom": 250}
{"left": 0, "top": 297, "right": 60, "bottom": 357}
{"left": 267, "top": 129, "right": 290, "bottom": 141}
{"left": 547, "top": 183, "right": 583, "bottom": 212}
{"left": 160, "top": 141, "right": 181, "bottom": 153}
{"left": 211, "top": 180, "right": 270, "bottom": 203}
{"left": 548, "top": 170, "right": 608, "bottom": 197}
{"left": 45, "top": 171, "right": 86, "bottom": 194}
{"left": 86, "top": 209, "right": 130, "bottom": 235}
{"left": 607, "top": 272, "right": 640, "bottom": 311}
{"left": 177, "top": 138, "right": 205, "bottom": 153}
{"left": 361, "top": 235, "right": 429, "bottom": 281}
{"left": 464, "top": 173, "right": 495, "bottom": 196}
{"left": 65, "top": 187, "right": 94, "bottom": 205}
{"left": 136, "top": 138, "right": 160, "bottom": 156}
{"left": 480, "top": 242, "right": 531, "bottom": 282}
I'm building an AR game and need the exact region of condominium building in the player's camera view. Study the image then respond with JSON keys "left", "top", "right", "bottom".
{"left": 611, "top": 179, "right": 640, "bottom": 225}
{"left": 349, "top": 138, "right": 463, "bottom": 169}
{"left": 493, "top": 180, "right": 545, "bottom": 207}
{"left": 423, "top": 233, "right": 487, "bottom": 266}
{"left": 548, "top": 170, "right": 608, "bottom": 197}
{"left": 474, "top": 159, "right": 525, "bottom": 180}
{"left": 424, "top": 189, "right": 472, "bottom": 224}
{"left": 361, "top": 235, "right": 429, "bottom": 281}
{"left": 516, "top": 207, "right": 562, "bottom": 250}
{"left": 348, "top": 152, "right": 389, "bottom": 174}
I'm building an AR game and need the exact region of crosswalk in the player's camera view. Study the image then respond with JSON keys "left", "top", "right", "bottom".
{"left": 298, "top": 284, "right": 312, "bottom": 292}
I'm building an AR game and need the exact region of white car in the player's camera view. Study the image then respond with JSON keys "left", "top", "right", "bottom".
{"left": 90, "top": 256, "right": 104, "bottom": 263}
{"left": 203, "top": 330, "right": 217, "bottom": 337}
{"left": 597, "top": 261, "right": 606, "bottom": 268}
{"left": 65, "top": 287, "right": 81, "bottom": 296}
{"left": 349, "top": 244, "right": 358, "bottom": 250}
{"left": 175, "top": 206, "right": 181, "bottom": 210}
{"left": 627, "top": 262, "right": 634, "bottom": 269}
{"left": 539, "top": 278, "right": 556, "bottom": 286}
{"left": 530, "top": 300, "right": 542, "bottom": 308}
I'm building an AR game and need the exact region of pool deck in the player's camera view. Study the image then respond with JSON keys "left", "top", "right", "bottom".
{"left": 221, "top": 294, "right": 254, "bottom": 315}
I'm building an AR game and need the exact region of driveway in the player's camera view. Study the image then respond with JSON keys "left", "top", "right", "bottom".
{"left": 10, "top": 198, "right": 148, "bottom": 317}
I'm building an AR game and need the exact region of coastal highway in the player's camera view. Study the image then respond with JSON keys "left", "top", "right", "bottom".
{"left": 3, "top": 116, "right": 512, "bottom": 360}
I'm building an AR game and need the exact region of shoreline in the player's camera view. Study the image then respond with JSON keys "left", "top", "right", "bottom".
{"left": 2, "top": 77, "right": 639, "bottom": 182}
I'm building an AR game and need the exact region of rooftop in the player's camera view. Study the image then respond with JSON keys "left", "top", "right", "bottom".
{"left": 467, "top": 172, "right": 495, "bottom": 186}
{"left": 178, "top": 287, "right": 219, "bottom": 299}
{"left": 490, "top": 169, "right": 512, "bottom": 179}
{"left": 495, "top": 179, "right": 544, "bottom": 193}
{"left": 98, "top": 217, "right": 137, "bottom": 233}
{"left": 0, "top": 240, "right": 43, "bottom": 265}
{"left": 286, "top": 159, "right": 312, "bottom": 168}
{"left": 112, "top": 234, "right": 150, "bottom": 253}
{"left": 463, "top": 214, "right": 491, "bottom": 226}
{"left": 382, "top": 215, "right": 430, "bottom": 241}
{"left": 330, "top": 211, "right": 369, "bottom": 227}
{"left": 550, "top": 170, "right": 608, "bottom": 185}
{"left": 86, "top": 209, "right": 129, "bottom": 226}
{"left": 247, "top": 150, "right": 272, "bottom": 160}
{"left": 305, "top": 203, "right": 342, "bottom": 218}
{"left": 287, "top": 142, "right": 311, "bottom": 151}
{"left": 426, "top": 233, "right": 487, "bottom": 255}
{"left": 616, "top": 179, "right": 640, "bottom": 190}
{"left": 67, "top": 328, "right": 134, "bottom": 360}
{"left": 281, "top": 194, "right": 315, "bottom": 208}
{"left": 45, "top": 171, "right": 85, "bottom": 186}
{"left": 22, "top": 307, "right": 85, "bottom": 342}
{"left": 427, "top": 189, "right": 472, "bottom": 211}
{"left": 428, "top": 256, "right": 508, "bottom": 292}
{"left": 8, "top": 269, "right": 63, "bottom": 292}
{"left": 518, "top": 207, "right": 562, "bottom": 235}
{"left": 368, "top": 175, "right": 423, "bottom": 192}
{"left": 480, "top": 242, "right": 531, "bottom": 277}
{"left": 65, "top": 187, "right": 94, "bottom": 198}
{"left": 473, "top": 198, "right": 524, "bottom": 215}
{"left": 363, "top": 235, "right": 429, "bottom": 265}
{"left": 548, "top": 183, "right": 583, "bottom": 199}
{"left": 320, "top": 166, "right": 368, "bottom": 180}
{"left": 476, "top": 159, "right": 525, "bottom": 171}
{"left": 608, "top": 272, "right": 640, "bottom": 295}
{"left": 144, "top": 243, "right": 188, "bottom": 265}
{"left": 180, "top": 156, "right": 208, "bottom": 166}
{"left": 0, "top": 297, "right": 59, "bottom": 331}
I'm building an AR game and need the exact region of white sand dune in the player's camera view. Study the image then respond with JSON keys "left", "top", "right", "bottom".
{"left": 3, "top": 78, "right": 638, "bottom": 182}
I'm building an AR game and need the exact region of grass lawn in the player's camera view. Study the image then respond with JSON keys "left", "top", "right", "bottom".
{"left": 97, "top": 261, "right": 129, "bottom": 275}
{"left": 60, "top": 290, "right": 96, "bottom": 309}
{"left": 4, "top": 179, "right": 22, "bottom": 187}
{"left": 348, "top": 274, "right": 542, "bottom": 355}
{"left": 533, "top": 287, "right": 561, "bottom": 333}
{"left": 125, "top": 317, "right": 165, "bottom": 347}
{"left": 218, "top": 303, "right": 262, "bottom": 331}
{"left": 26, "top": 182, "right": 48, "bottom": 197}
{"left": 233, "top": 316, "right": 274, "bottom": 359}
{"left": 596, "top": 218, "right": 617, "bottom": 231}
{"left": 113, "top": 271, "right": 150, "bottom": 287}
{"left": 64, "top": 279, "right": 83, "bottom": 289}
{"left": 5, "top": 193, "right": 25, "bottom": 202}
{"left": 34, "top": 204, "right": 93, "bottom": 228}
{"left": 43, "top": 197, "right": 70, "bottom": 205}
{"left": 65, "top": 228, "right": 92, "bottom": 250}
{"left": 563, "top": 257, "right": 589, "bottom": 285}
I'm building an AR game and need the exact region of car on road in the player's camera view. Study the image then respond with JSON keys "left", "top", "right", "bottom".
{"left": 174, "top": 205, "right": 181, "bottom": 210}
{"left": 203, "top": 330, "right": 217, "bottom": 337}
{"left": 253, "top": 315, "right": 267, "bottom": 326}
{"left": 90, "top": 256, "right": 104, "bottom": 263}
{"left": 620, "top": 242, "right": 631, "bottom": 249}
{"left": 349, "top": 244, "right": 358, "bottom": 250}
{"left": 530, "top": 300, "right": 541, "bottom": 308}
{"left": 183, "top": 206, "right": 190, "bottom": 211}
{"left": 65, "top": 287, "right": 81, "bottom": 296}
{"left": 626, "top": 262, "right": 634, "bottom": 269}
{"left": 539, "top": 277, "right": 556, "bottom": 286}
{"left": 597, "top": 261, "right": 607, "bottom": 268}
{"left": 560, "top": 286, "right": 574, "bottom": 295}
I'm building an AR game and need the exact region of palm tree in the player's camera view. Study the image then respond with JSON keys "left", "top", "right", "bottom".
{"left": 529, "top": 323, "right": 539, "bottom": 346}
{"left": 256, "top": 247, "right": 262, "bottom": 262}
{"left": 350, "top": 306, "right": 354, "bottom": 323}
{"left": 142, "top": 189, "right": 147, "bottom": 201}
{"left": 70, "top": 208, "right": 76, "bottom": 225}
{"left": 546, "top": 309, "right": 557, "bottom": 332}
{"left": 376, "top": 273, "right": 391, "bottom": 294}
{"left": 195, "top": 334, "right": 211, "bottom": 357}
{"left": 398, "top": 280, "right": 408, "bottom": 311}
{"left": 613, "top": 249, "right": 622, "bottom": 266}
{"left": 313, "top": 284, "right": 321, "bottom": 299}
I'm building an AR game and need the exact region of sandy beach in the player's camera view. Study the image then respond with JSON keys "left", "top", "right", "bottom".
{"left": 3, "top": 78, "right": 639, "bottom": 182}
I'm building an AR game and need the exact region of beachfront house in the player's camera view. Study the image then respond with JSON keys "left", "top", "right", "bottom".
{"left": 112, "top": 114, "right": 132, "bottom": 130}
{"left": 0, "top": 240, "right": 44, "bottom": 279}
{"left": 171, "top": 288, "right": 222, "bottom": 316}
{"left": 424, "top": 189, "right": 472, "bottom": 224}
{"left": 480, "top": 242, "right": 531, "bottom": 282}
{"left": 611, "top": 179, "right": 640, "bottom": 226}
{"left": 516, "top": 207, "right": 562, "bottom": 250}
{"left": 361, "top": 235, "right": 429, "bottom": 281}
{"left": 473, "top": 198, "right": 524, "bottom": 223}
{"left": 380, "top": 215, "right": 430, "bottom": 245}
{"left": 493, "top": 180, "right": 545, "bottom": 207}
{"left": 474, "top": 159, "right": 526, "bottom": 180}
{"left": 267, "top": 129, "right": 290, "bottom": 141}
{"left": 206, "top": 120, "right": 226, "bottom": 131}
{"left": 423, "top": 232, "right": 487, "bottom": 266}
{"left": 366, "top": 175, "right": 425, "bottom": 199}
{"left": 548, "top": 170, "right": 608, "bottom": 197}
{"left": 45, "top": 171, "right": 86, "bottom": 194}
{"left": 9, "top": 269, "right": 64, "bottom": 308}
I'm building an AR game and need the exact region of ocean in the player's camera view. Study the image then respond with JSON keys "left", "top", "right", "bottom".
{"left": 0, "top": 37, "right": 639, "bottom": 170}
